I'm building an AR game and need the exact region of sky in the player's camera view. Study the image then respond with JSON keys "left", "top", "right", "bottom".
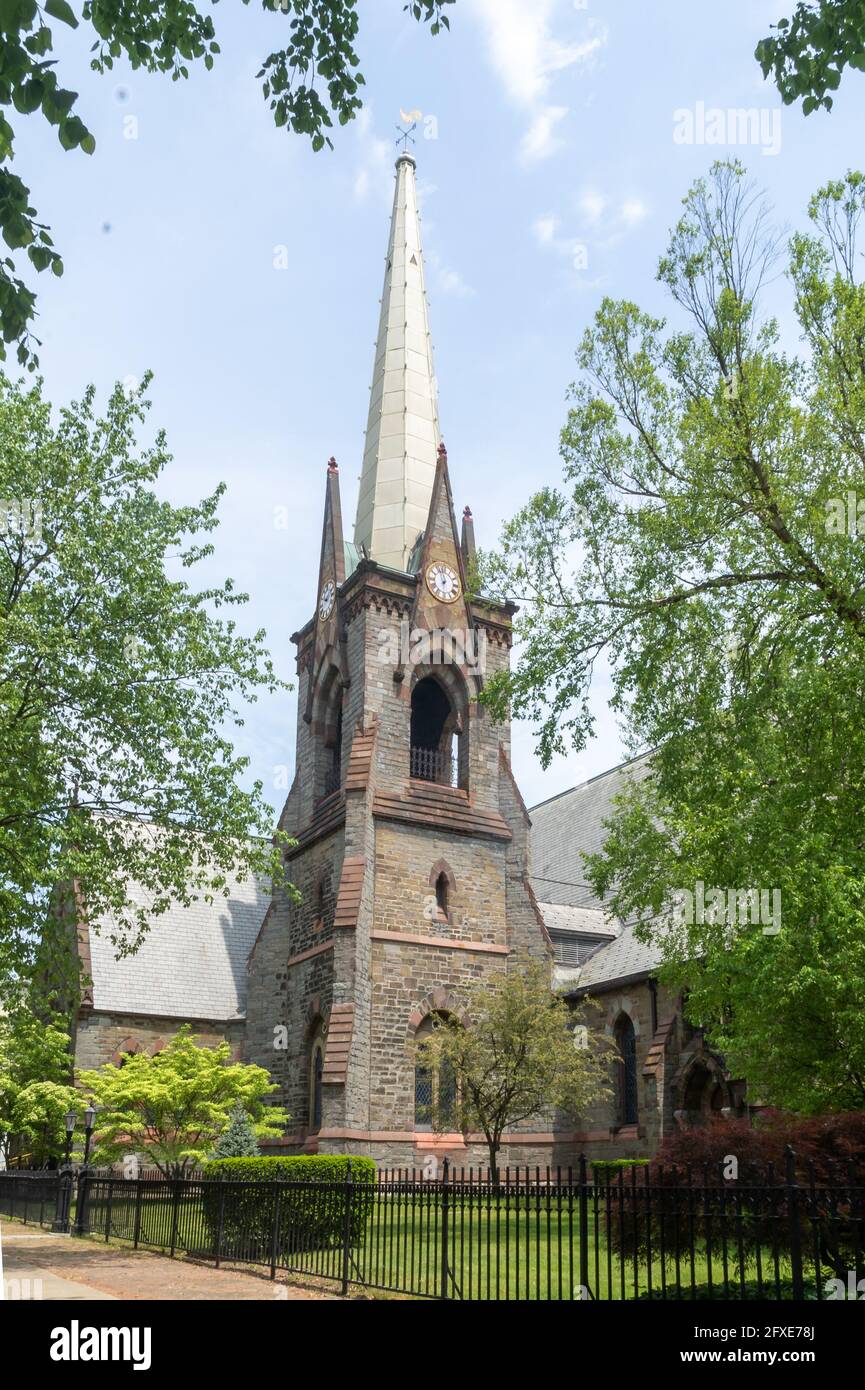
{"left": 21, "top": 0, "right": 865, "bottom": 813}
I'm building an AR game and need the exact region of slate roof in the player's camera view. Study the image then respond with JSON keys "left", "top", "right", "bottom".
{"left": 535, "top": 902, "right": 618, "bottom": 939}
{"left": 529, "top": 753, "right": 657, "bottom": 992}
{"left": 576, "top": 923, "right": 663, "bottom": 989}
{"left": 529, "top": 753, "right": 652, "bottom": 910}
{"left": 86, "top": 868, "right": 270, "bottom": 1022}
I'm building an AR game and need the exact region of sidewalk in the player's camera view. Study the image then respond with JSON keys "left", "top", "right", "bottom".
{"left": 0, "top": 1220, "right": 337, "bottom": 1301}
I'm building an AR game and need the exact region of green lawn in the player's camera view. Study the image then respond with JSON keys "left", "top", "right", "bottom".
{"left": 80, "top": 1186, "right": 803, "bottom": 1301}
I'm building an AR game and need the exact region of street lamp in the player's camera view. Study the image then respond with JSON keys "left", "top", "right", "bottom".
{"left": 82, "top": 1105, "right": 98, "bottom": 1167}
{"left": 63, "top": 1110, "right": 77, "bottom": 1166}
{"left": 52, "top": 1110, "right": 80, "bottom": 1233}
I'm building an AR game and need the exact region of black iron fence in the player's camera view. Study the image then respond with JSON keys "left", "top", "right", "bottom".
{"left": 0, "top": 1170, "right": 65, "bottom": 1230}
{"left": 2, "top": 1154, "right": 862, "bottom": 1300}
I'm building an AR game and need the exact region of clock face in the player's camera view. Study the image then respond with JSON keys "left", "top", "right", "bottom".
{"left": 426, "top": 561, "right": 461, "bottom": 604}
{"left": 318, "top": 580, "right": 335, "bottom": 621}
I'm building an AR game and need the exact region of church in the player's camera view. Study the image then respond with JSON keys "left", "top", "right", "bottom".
{"left": 68, "top": 150, "right": 744, "bottom": 1168}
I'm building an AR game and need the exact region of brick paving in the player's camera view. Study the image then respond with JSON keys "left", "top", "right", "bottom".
{"left": 0, "top": 1220, "right": 341, "bottom": 1301}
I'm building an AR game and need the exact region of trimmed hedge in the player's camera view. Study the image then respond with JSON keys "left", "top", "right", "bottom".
{"left": 202, "top": 1155, "right": 376, "bottom": 1184}
{"left": 637, "top": 1279, "right": 821, "bottom": 1302}
{"left": 201, "top": 1155, "right": 376, "bottom": 1259}
{"left": 591, "top": 1159, "right": 650, "bottom": 1178}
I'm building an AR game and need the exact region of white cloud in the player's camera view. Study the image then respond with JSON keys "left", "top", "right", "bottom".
{"left": 621, "top": 198, "right": 648, "bottom": 227}
{"left": 467, "top": 0, "right": 606, "bottom": 160}
{"left": 353, "top": 107, "right": 390, "bottom": 204}
{"left": 426, "top": 247, "right": 477, "bottom": 299}
{"left": 519, "top": 105, "right": 568, "bottom": 164}
{"left": 579, "top": 189, "right": 607, "bottom": 225}
{"left": 532, "top": 191, "right": 650, "bottom": 286}
{"left": 532, "top": 214, "right": 560, "bottom": 246}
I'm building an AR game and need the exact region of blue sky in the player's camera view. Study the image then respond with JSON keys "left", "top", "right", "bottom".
{"left": 22, "top": 0, "right": 865, "bottom": 811}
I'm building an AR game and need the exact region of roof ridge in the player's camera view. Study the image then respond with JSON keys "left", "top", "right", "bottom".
{"left": 528, "top": 749, "right": 652, "bottom": 812}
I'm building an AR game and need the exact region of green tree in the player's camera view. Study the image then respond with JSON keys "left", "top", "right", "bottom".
{"left": 0, "top": 1010, "right": 80, "bottom": 1165}
{"left": 757, "top": 1, "right": 865, "bottom": 113}
{"left": 0, "top": 371, "right": 291, "bottom": 1005}
{"left": 415, "top": 960, "right": 609, "bottom": 1177}
{"left": 78, "top": 1025, "right": 287, "bottom": 1175}
{"left": 482, "top": 163, "right": 865, "bottom": 1115}
{"left": 0, "top": 0, "right": 454, "bottom": 369}
{"left": 210, "top": 1101, "right": 260, "bottom": 1158}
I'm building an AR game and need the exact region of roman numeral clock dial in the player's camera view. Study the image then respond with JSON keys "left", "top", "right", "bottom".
{"left": 425, "top": 562, "right": 461, "bottom": 604}
{"left": 318, "top": 580, "right": 335, "bottom": 620}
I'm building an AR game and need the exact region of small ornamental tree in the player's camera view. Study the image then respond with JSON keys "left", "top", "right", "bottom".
{"left": 0, "top": 1010, "right": 80, "bottom": 1166}
{"left": 415, "top": 959, "right": 610, "bottom": 1178}
{"left": 210, "top": 1104, "right": 261, "bottom": 1159}
{"left": 78, "top": 1026, "right": 288, "bottom": 1177}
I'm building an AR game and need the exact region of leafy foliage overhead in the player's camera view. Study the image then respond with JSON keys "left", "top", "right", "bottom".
{"left": 0, "top": 371, "right": 291, "bottom": 1005}
{"left": 757, "top": 1, "right": 865, "bottom": 113}
{"left": 482, "top": 163, "right": 865, "bottom": 1115}
{"left": 0, "top": 0, "right": 455, "bottom": 367}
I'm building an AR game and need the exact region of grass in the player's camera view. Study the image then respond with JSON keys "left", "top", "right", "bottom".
{"left": 77, "top": 1186, "right": 804, "bottom": 1302}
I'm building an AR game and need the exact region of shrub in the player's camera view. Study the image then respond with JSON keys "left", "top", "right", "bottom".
{"left": 604, "top": 1112, "right": 865, "bottom": 1279}
{"left": 637, "top": 1279, "right": 821, "bottom": 1302}
{"left": 210, "top": 1105, "right": 260, "bottom": 1160}
{"left": 200, "top": 1155, "right": 376, "bottom": 1261}
{"left": 591, "top": 1159, "right": 650, "bottom": 1178}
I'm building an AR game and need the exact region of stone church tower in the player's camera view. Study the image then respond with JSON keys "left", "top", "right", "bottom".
{"left": 246, "top": 150, "right": 552, "bottom": 1167}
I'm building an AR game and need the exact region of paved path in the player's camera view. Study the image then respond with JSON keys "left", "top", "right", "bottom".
{"left": 0, "top": 1220, "right": 337, "bottom": 1301}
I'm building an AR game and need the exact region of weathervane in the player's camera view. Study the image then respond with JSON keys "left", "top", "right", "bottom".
{"left": 395, "top": 120, "right": 417, "bottom": 153}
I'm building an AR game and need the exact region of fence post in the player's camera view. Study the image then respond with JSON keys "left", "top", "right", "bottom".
{"left": 215, "top": 1174, "right": 226, "bottom": 1268}
{"left": 340, "top": 1159, "right": 353, "bottom": 1297}
{"left": 439, "top": 1157, "right": 450, "bottom": 1300}
{"left": 269, "top": 1184, "right": 282, "bottom": 1281}
{"left": 74, "top": 1170, "right": 91, "bottom": 1237}
{"left": 133, "top": 1179, "right": 143, "bottom": 1250}
{"left": 785, "top": 1145, "right": 805, "bottom": 1301}
{"left": 578, "top": 1152, "right": 589, "bottom": 1300}
{"left": 52, "top": 1170, "right": 73, "bottom": 1234}
{"left": 169, "top": 1178, "right": 181, "bottom": 1258}
{"left": 105, "top": 1178, "right": 115, "bottom": 1242}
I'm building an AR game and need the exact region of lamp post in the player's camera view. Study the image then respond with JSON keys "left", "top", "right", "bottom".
{"left": 52, "top": 1110, "right": 80, "bottom": 1233}
{"left": 63, "top": 1110, "right": 76, "bottom": 1166}
{"left": 82, "top": 1104, "right": 98, "bottom": 1168}
{"left": 72, "top": 1105, "right": 99, "bottom": 1237}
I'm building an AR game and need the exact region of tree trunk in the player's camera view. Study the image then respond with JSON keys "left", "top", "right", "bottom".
{"left": 486, "top": 1137, "right": 501, "bottom": 1193}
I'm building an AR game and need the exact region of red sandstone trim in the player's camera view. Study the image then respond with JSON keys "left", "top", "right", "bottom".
{"left": 269, "top": 1129, "right": 617, "bottom": 1145}
{"left": 333, "top": 856, "right": 365, "bottom": 930}
{"left": 371, "top": 930, "right": 509, "bottom": 955}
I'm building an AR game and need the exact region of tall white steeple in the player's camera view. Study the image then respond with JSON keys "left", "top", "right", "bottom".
{"left": 353, "top": 150, "right": 441, "bottom": 573}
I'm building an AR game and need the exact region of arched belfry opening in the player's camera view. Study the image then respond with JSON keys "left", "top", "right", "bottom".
{"left": 313, "top": 661, "right": 344, "bottom": 801}
{"left": 410, "top": 675, "right": 462, "bottom": 787}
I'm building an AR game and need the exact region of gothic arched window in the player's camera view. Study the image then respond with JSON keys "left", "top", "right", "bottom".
{"left": 313, "top": 664, "right": 344, "bottom": 802}
{"left": 435, "top": 871, "right": 449, "bottom": 920}
{"left": 614, "top": 1014, "right": 638, "bottom": 1126}
{"left": 309, "top": 1023, "right": 325, "bottom": 1133}
{"left": 414, "top": 1013, "right": 458, "bottom": 1130}
{"left": 410, "top": 676, "right": 458, "bottom": 786}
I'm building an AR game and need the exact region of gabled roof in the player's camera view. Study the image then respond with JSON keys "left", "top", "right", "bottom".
{"left": 82, "top": 849, "right": 269, "bottom": 1022}
{"left": 530, "top": 753, "right": 658, "bottom": 992}
{"left": 530, "top": 753, "right": 652, "bottom": 910}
